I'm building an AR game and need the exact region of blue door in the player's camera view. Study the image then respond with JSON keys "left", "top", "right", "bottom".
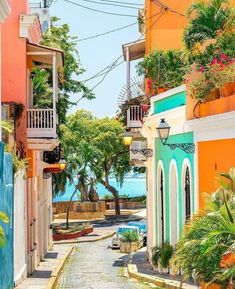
{"left": 0, "top": 143, "right": 14, "bottom": 289}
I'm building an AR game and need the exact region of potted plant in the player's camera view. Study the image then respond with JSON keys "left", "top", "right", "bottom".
{"left": 120, "top": 230, "right": 140, "bottom": 253}
{"left": 173, "top": 168, "right": 235, "bottom": 288}
{"left": 151, "top": 246, "right": 161, "bottom": 269}
{"left": 158, "top": 242, "right": 174, "bottom": 274}
{"left": 207, "top": 56, "right": 235, "bottom": 97}
{"left": 189, "top": 74, "right": 218, "bottom": 103}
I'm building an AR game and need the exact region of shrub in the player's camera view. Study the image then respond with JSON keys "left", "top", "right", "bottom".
{"left": 120, "top": 231, "right": 139, "bottom": 243}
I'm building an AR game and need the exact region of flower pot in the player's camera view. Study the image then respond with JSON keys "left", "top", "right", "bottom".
{"left": 206, "top": 89, "right": 220, "bottom": 102}
{"left": 120, "top": 241, "right": 140, "bottom": 253}
{"left": 200, "top": 282, "right": 221, "bottom": 289}
{"left": 158, "top": 87, "right": 169, "bottom": 94}
{"left": 219, "top": 83, "right": 235, "bottom": 98}
{"left": 157, "top": 260, "right": 169, "bottom": 274}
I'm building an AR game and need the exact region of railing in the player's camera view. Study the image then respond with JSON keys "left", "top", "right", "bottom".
{"left": 27, "top": 109, "right": 57, "bottom": 138}
{"left": 127, "top": 105, "right": 149, "bottom": 128}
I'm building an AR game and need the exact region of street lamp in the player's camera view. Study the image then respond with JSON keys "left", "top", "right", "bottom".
{"left": 156, "top": 119, "right": 195, "bottom": 154}
{"left": 122, "top": 130, "right": 133, "bottom": 146}
{"left": 122, "top": 130, "right": 153, "bottom": 158}
{"left": 58, "top": 158, "right": 67, "bottom": 171}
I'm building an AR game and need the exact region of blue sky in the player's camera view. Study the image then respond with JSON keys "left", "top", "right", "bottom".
{"left": 50, "top": 0, "right": 143, "bottom": 117}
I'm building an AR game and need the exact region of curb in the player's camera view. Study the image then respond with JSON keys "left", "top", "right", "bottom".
{"left": 127, "top": 264, "right": 198, "bottom": 289}
{"left": 46, "top": 246, "right": 74, "bottom": 289}
{"left": 53, "top": 232, "right": 115, "bottom": 245}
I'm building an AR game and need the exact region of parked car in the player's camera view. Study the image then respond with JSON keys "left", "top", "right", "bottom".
{"left": 127, "top": 221, "right": 147, "bottom": 246}
{"left": 111, "top": 225, "right": 143, "bottom": 249}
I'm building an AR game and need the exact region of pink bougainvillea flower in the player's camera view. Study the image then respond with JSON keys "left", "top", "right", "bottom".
{"left": 198, "top": 66, "right": 205, "bottom": 72}
{"left": 147, "top": 79, "right": 152, "bottom": 90}
{"left": 219, "top": 53, "right": 230, "bottom": 61}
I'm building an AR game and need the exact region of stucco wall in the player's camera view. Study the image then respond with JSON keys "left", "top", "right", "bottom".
{"left": 14, "top": 169, "right": 27, "bottom": 286}
{"left": 0, "top": 145, "right": 14, "bottom": 289}
{"left": 155, "top": 132, "right": 194, "bottom": 244}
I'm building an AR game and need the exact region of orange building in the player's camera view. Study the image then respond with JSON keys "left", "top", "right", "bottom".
{"left": 186, "top": 92, "right": 235, "bottom": 208}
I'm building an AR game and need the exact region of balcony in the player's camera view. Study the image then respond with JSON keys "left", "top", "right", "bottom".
{"left": 127, "top": 105, "right": 149, "bottom": 128}
{"left": 27, "top": 108, "right": 57, "bottom": 139}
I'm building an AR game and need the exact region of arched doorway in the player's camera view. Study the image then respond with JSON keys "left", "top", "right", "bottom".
{"left": 169, "top": 161, "right": 178, "bottom": 246}
{"left": 185, "top": 167, "right": 191, "bottom": 221}
{"left": 182, "top": 160, "right": 193, "bottom": 223}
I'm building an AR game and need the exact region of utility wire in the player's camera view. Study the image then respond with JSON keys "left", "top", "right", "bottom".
{"left": 76, "top": 22, "right": 137, "bottom": 42}
{"left": 77, "top": 0, "right": 140, "bottom": 9}
{"left": 64, "top": 0, "right": 137, "bottom": 17}
{"left": 89, "top": 0, "right": 143, "bottom": 6}
{"left": 81, "top": 10, "right": 164, "bottom": 84}
{"left": 151, "top": 0, "right": 185, "bottom": 17}
{"left": 90, "top": 10, "right": 166, "bottom": 90}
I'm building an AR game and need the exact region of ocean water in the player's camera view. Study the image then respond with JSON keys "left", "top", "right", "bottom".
{"left": 53, "top": 178, "right": 146, "bottom": 203}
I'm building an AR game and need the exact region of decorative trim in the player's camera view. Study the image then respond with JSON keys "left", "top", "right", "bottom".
{"left": 143, "top": 106, "right": 191, "bottom": 138}
{"left": 0, "top": 0, "right": 10, "bottom": 23}
{"left": 150, "top": 85, "right": 186, "bottom": 107}
{"left": 187, "top": 111, "right": 235, "bottom": 142}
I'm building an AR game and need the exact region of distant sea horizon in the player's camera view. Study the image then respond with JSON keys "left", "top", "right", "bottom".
{"left": 53, "top": 177, "right": 146, "bottom": 203}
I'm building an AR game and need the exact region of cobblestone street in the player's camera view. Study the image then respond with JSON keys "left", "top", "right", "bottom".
{"left": 56, "top": 238, "right": 155, "bottom": 289}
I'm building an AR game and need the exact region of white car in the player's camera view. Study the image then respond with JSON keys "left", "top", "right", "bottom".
{"left": 111, "top": 225, "right": 143, "bottom": 249}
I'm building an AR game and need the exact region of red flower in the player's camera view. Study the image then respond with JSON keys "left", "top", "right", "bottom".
{"left": 198, "top": 66, "right": 205, "bottom": 72}
{"left": 147, "top": 79, "right": 152, "bottom": 90}
{"left": 220, "top": 252, "right": 235, "bottom": 268}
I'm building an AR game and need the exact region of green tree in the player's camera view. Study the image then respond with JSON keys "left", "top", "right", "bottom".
{"left": 33, "top": 17, "right": 95, "bottom": 125}
{"left": 91, "top": 117, "right": 130, "bottom": 215}
{"left": 0, "top": 212, "right": 9, "bottom": 247}
{"left": 183, "top": 0, "right": 234, "bottom": 50}
{"left": 58, "top": 110, "right": 131, "bottom": 216}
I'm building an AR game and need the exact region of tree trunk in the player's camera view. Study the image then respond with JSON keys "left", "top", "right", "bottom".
{"left": 100, "top": 180, "right": 120, "bottom": 215}
{"left": 66, "top": 187, "right": 78, "bottom": 229}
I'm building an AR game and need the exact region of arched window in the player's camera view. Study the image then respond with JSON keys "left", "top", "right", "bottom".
{"left": 185, "top": 167, "right": 191, "bottom": 220}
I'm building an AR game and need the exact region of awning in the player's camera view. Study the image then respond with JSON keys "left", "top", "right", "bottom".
{"left": 27, "top": 42, "right": 64, "bottom": 66}
{"left": 122, "top": 39, "right": 145, "bottom": 61}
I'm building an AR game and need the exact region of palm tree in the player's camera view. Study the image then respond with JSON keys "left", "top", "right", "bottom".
{"left": 184, "top": 0, "right": 234, "bottom": 50}
{"left": 0, "top": 211, "right": 9, "bottom": 247}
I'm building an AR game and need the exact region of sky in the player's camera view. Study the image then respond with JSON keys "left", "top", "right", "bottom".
{"left": 49, "top": 0, "right": 144, "bottom": 118}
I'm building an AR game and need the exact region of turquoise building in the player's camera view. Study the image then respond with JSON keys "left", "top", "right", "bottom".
{"left": 142, "top": 85, "right": 196, "bottom": 251}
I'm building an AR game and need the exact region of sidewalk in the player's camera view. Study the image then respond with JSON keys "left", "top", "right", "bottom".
{"left": 128, "top": 248, "right": 199, "bottom": 289}
{"left": 15, "top": 244, "right": 73, "bottom": 289}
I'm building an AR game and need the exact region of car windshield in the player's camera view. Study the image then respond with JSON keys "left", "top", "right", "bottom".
{"left": 117, "top": 227, "right": 138, "bottom": 234}
{"left": 127, "top": 222, "right": 146, "bottom": 233}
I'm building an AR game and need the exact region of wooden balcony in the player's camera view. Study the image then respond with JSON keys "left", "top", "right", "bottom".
{"left": 127, "top": 105, "right": 148, "bottom": 128}
{"left": 27, "top": 109, "right": 57, "bottom": 139}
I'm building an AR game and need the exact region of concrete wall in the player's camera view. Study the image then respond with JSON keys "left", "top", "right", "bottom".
{"left": 14, "top": 169, "right": 27, "bottom": 286}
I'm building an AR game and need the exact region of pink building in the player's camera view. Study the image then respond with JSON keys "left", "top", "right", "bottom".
{"left": 1, "top": 0, "right": 63, "bottom": 285}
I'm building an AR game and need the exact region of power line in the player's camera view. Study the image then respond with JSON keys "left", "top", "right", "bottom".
{"left": 81, "top": 10, "right": 165, "bottom": 84}
{"left": 89, "top": 10, "right": 166, "bottom": 90}
{"left": 76, "top": 22, "right": 137, "bottom": 42}
{"left": 151, "top": 0, "right": 185, "bottom": 17}
{"left": 64, "top": 0, "right": 137, "bottom": 17}
{"left": 90, "top": 0, "right": 143, "bottom": 6}
{"left": 77, "top": 0, "right": 140, "bottom": 9}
